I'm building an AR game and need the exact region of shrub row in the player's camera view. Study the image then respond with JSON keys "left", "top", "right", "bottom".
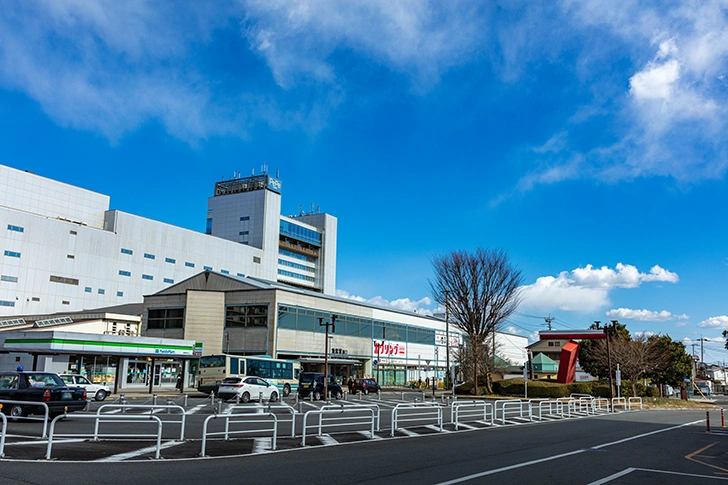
{"left": 456, "top": 377, "right": 659, "bottom": 398}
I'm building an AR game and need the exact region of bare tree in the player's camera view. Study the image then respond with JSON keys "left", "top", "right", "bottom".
{"left": 430, "top": 248, "right": 523, "bottom": 395}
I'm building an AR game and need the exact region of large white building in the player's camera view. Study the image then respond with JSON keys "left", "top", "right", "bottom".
{"left": 0, "top": 164, "right": 337, "bottom": 316}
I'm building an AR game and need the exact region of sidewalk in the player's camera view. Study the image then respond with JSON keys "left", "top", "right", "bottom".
{"left": 109, "top": 387, "right": 208, "bottom": 399}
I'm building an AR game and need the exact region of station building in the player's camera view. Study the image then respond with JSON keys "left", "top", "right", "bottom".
{"left": 0, "top": 163, "right": 337, "bottom": 317}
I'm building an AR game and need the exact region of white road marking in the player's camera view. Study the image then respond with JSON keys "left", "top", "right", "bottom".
{"left": 454, "top": 423, "right": 477, "bottom": 430}
{"left": 252, "top": 438, "right": 272, "bottom": 454}
{"left": 316, "top": 434, "right": 338, "bottom": 446}
{"left": 587, "top": 468, "right": 637, "bottom": 484}
{"left": 475, "top": 420, "right": 496, "bottom": 426}
{"left": 358, "top": 431, "right": 382, "bottom": 439}
{"left": 185, "top": 404, "right": 206, "bottom": 415}
{"left": 588, "top": 467, "right": 728, "bottom": 484}
{"left": 398, "top": 428, "right": 420, "bottom": 437}
{"left": 93, "top": 440, "right": 185, "bottom": 462}
{"left": 434, "top": 419, "right": 703, "bottom": 485}
{"left": 426, "top": 425, "right": 449, "bottom": 433}
{"left": 5, "top": 438, "right": 86, "bottom": 446}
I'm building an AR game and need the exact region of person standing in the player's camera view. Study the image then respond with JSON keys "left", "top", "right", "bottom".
{"left": 175, "top": 374, "right": 183, "bottom": 393}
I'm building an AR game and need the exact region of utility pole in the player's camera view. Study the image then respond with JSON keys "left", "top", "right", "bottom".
{"left": 318, "top": 315, "right": 337, "bottom": 400}
{"left": 544, "top": 314, "right": 554, "bottom": 331}
{"left": 596, "top": 320, "right": 614, "bottom": 401}
{"left": 444, "top": 290, "right": 450, "bottom": 390}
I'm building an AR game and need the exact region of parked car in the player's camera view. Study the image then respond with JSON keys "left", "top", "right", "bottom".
{"left": 217, "top": 376, "right": 279, "bottom": 402}
{"left": 352, "top": 378, "right": 380, "bottom": 395}
{"left": 59, "top": 374, "right": 111, "bottom": 401}
{"left": 0, "top": 371, "right": 87, "bottom": 419}
{"left": 298, "top": 372, "right": 343, "bottom": 400}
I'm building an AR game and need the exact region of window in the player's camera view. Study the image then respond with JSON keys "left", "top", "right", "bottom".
{"left": 164, "top": 278, "right": 174, "bottom": 284}
{"left": 147, "top": 308, "right": 184, "bottom": 329}
{"left": 237, "top": 273, "right": 245, "bottom": 277}
{"left": 4, "top": 250, "right": 20, "bottom": 258}
{"left": 67, "top": 254, "right": 75, "bottom": 259}
{"left": 278, "top": 269, "right": 315, "bottom": 282}
{"left": 203, "top": 266, "right": 212, "bottom": 271}
{"left": 279, "top": 220, "right": 321, "bottom": 246}
{"left": 69, "top": 230, "right": 77, "bottom": 235}
{"left": 278, "top": 259, "right": 315, "bottom": 273}
{"left": 121, "top": 248, "right": 133, "bottom": 255}
{"left": 240, "top": 216, "right": 250, "bottom": 221}
{"left": 226, "top": 305, "right": 268, "bottom": 328}
{"left": 62, "top": 300, "right": 70, "bottom": 305}
{"left": 185, "top": 262, "right": 195, "bottom": 268}
{"left": 98, "top": 289, "right": 105, "bottom": 295}
{"left": 221, "top": 270, "right": 229, "bottom": 275}
{"left": 253, "top": 257, "right": 261, "bottom": 264}
{"left": 165, "top": 258, "right": 176, "bottom": 264}
{"left": 85, "top": 287, "right": 92, "bottom": 293}
{"left": 1, "top": 275, "right": 18, "bottom": 283}
{"left": 144, "top": 253, "right": 155, "bottom": 260}
{"left": 142, "top": 274, "right": 153, "bottom": 280}
{"left": 50, "top": 275, "right": 79, "bottom": 286}
{"left": 31, "top": 297, "right": 40, "bottom": 302}
{"left": 119, "top": 270, "right": 131, "bottom": 277}
{"left": 0, "top": 300, "right": 15, "bottom": 307}
{"left": 239, "top": 231, "right": 249, "bottom": 235}
{"left": 279, "top": 249, "right": 316, "bottom": 263}
{"left": 205, "top": 218, "right": 212, "bottom": 234}
{"left": 7, "top": 225, "right": 24, "bottom": 233}
{"left": 117, "top": 291, "right": 123, "bottom": 297}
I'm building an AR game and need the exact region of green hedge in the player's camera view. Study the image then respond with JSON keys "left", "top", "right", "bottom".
{"left": 459, "top": 377, "right": 661, "bottom": 398}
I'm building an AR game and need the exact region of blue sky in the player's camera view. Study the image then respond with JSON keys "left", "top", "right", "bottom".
{"left": 1, "top": 1, "right": 727, "bottom": 361}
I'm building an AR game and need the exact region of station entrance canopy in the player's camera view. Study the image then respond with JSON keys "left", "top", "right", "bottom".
{"left": 539, "top": 330, "right": 606, "bottom": 383}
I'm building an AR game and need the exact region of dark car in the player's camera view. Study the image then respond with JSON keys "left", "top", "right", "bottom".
{"left": 0, "top": 371, "right": 87, "bottom": 419}
{"left": 297, "top": 372, "right": 343, "bottom": 400}
{"left": 352, "top": 378, "right": 380, "bottom": 395}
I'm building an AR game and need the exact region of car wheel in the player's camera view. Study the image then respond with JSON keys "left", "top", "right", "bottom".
{"left": 9, "top": 404, "right": 26, "bottom": 420}
{"left": 241, "top": 392, "right": 251, "bottom": 403}
{"left": 334, "top": 391, "right": 343, "bottom": 400}
{"left": 270, "top": 392, "right": 278, "bottom": 402}
{"left": 313, "top": 391, "right": 322, "bottom": 401}
{"left": 283, "top": 384, "right": 291, "bottom": 397}
{"left": 95, "top": 389, "right": 107, "bottom": 401}
{"left": 364, "top": 389, "right": 369, "bottom": 395}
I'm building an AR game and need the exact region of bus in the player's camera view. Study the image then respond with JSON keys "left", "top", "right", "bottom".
{"left": 197, "top": 354, "right": 301, "bottom": 396}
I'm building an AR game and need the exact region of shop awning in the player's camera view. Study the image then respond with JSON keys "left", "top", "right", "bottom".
{"left": 298, "top": 357, "right": 361, "bottom": 364}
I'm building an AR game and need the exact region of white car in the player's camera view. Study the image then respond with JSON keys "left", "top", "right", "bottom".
{"left": 217, "top": 376, "right": 279, "bottom": 402}
{"left": 59, "top": 374, "right": 111, "bottom": 401}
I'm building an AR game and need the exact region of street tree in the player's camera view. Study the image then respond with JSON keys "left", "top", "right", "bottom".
{"left": 578, "top": 321, "right": 630, "bottom": 379}
{"left": 645, "top": 334, "right": 693, "bottom": 396}
{"left": 430, "top": 248, "right": 523, "bottom": 395}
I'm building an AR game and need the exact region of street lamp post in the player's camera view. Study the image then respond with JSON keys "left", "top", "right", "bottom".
{"left": 444, "top": 290, "right": 450, "bottom": 390}
{"left": 319, "top": 315, "right": 337, "bottom": 400}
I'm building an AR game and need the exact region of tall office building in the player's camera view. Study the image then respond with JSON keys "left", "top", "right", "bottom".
{"left": 0, "top": 164, "right": 337, "bottom": 316}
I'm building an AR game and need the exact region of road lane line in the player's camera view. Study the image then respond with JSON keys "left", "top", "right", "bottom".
{"left": 586, "top": 467, "right": 637, "bottom": 484}
{"left": 5, "top": 438, "right": 86, "bottom": 446}
{"left": 93, "top": 440, "right": 185, "bottom": 462}
{"left": 434, "top": 419, "right": 703, "bottom": 485}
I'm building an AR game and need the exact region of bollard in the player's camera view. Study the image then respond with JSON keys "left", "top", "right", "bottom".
{"left": 401, "top": 392, "right": 404, "bottom": 401}
{"left": 358, "top": 391, "right": 362, "bottom": 401}
{"left": 120, "top": 394, "right": 127, "bottom": 414}
{"left": 344, "top": 391, "right": 348, "bottom": 401}
{"left": 183, "top": 394, "right": 188, "bottom": 407}
{"left": 166, "top": 398, "right": 173, "bottom": 414}
{"left": 722, "top": 408, "right": 725, "bottom": 429}
{"left": 217, "top": 399, "right": 223, "bottom": 414}
{"left": 421, "top": 391, "right": 425, "bottom": 401}
{"left": 707, "top": 411, "right": 711, "bottom": 434}
{"left": 310, "top": 391, "right": 314, "bottom": 402}
{"left": 377, "top": 390, "right": 381, "bottom": 401}
{"left": 259, "top": 393, "right": 263, "bottom": 404}
{"left": 210, "top": 391, "right": 215, "bottom": 406}
{"left": 152, "top": 394, "right": 158, "bottom": 406}
{"left": 236, "top": 393, "right": 240, "bottom": 405}
{"left": 298, "top": 401, "right": 303, "bottom": 414}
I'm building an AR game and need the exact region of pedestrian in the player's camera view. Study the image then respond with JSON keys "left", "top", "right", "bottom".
{"left": 347, "top": 377, "right": 354, "bottom": 394}
{"left": 175, "top": 374, "right": 183, "bottom": 393}
{"left": 418, "top": 377, "right": 422, "bottom": 389}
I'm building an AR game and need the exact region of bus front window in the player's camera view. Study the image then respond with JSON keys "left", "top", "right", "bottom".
{"left": 200, "top": 356, "right": 226, "bottom": 368}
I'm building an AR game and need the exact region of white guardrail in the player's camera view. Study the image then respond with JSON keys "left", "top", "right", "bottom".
{"left": 321, "top": 403, "right": 381, "bottom": 432}
{"left": 628, "top": 397, "right": 643, "bottom": 410}
{"left": 226, "top": 403, "right": 297, "bottom": 438}
{"left": 537, "top": 400, "right": 566, "bottom": 420}
{"left": 0, "top": 400, "right": 51, "bottom": 438}
{"left": 452, "top": 401, "right": 494, "bottom": 429}
{"left": 391, "top": 402, "right": 442, "bottom": 437}
{"left": 46, "top": 413, "right": 163, "bottom": 460}
{"left": 201, "top": 412, "right": 278, "bottom": 456}
{"left": 611, "top": 397, "right": 627, "bottom": 411}
{"left": 302, "top": 407, "right": 376, "bottom": 446}
{"left": 96, "top": 403, "right": 187, "bottom": 441}
{"left": 500, "top": 400, "right": 532, "bottom": 425}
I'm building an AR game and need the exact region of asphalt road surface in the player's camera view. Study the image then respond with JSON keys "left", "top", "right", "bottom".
{"left": 1, "top": 396, "right": 726, "bottom": 484}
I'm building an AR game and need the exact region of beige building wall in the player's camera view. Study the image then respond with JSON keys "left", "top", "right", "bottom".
{"left": 183, "top": 290, "right": 225, "bottom": 355}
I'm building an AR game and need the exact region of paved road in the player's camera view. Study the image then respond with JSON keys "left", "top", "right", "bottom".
{"left": 1, "top": 409, "right": 726, "bottom": 484}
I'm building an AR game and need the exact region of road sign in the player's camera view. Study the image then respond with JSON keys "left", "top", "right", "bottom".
{"left": 373, "top": 359, "right": 378, "bottom": 366}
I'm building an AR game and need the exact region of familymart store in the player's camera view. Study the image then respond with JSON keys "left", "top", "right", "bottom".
{"left": 0, "top": 330, "right": 198, "bottom": 394}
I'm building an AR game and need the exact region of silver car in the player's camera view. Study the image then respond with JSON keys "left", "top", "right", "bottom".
{"left": 59, "top": 374, "right": 111, "bottom": 401}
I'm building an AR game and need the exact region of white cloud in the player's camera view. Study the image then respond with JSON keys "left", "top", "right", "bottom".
{"left": 336, "top": 289, "right": 433, "bottom": 315}
{"left": 697, "top": 316, "right": 728, "bottom": 329}
{"left": 634, "top": 331, "right": 655, "bottom": 339}
{"left": 630, "top": 58, "right": 680, "bottom": 102}
{"left": 503, "top": 326, "right": 523, "bottom": 335}
{"left": 520, "top": 263, "right": 679, "bottom": 313}
{"left": 605, "top": 308, "right": 689, "bottom": 322}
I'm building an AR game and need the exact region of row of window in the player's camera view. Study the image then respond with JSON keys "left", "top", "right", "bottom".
{"left": 1, "top": 275, "right": 18, "bottom": 283}
{"left": 147, "top": 308, "right": 184, "bottom": 329}
{"left": 120, "top": 248, "right": 180, "bottom": 264}
{"left": 278, "top": 259, "right": 315, "bottom": 273}
{"left": 7, "top": 224, "right": 24, "bottom": 233}
{"left": 278, "top": 269, "right": 315, "bottom": 282}
{"left": 225, "top": 305, "right": 268, "bottom": 328}
{"left": 278, "top": 248, "right": 316, "bottom": 263}
{"left": 4, "top": 250, "right": 20, "bottom": 258}
{"left": 277, "top": 305, "right": 437, "bottom": 344}
{"left": 279, "top": 220, "right": 321, "bottom": 247}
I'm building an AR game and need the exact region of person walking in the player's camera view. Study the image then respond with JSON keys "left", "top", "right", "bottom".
{"left": 175, "top": 374, "right": 183, "bottom": 393}
{"left": 347, "top": 377, "right": 354, "bottom": 394}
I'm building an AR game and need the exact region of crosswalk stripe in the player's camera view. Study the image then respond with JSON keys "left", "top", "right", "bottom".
{"left": 185, "top": 404, "right": 206, "bottom": 415}
{"left": 317, "top": 434, "right": 338, "bottom": 445}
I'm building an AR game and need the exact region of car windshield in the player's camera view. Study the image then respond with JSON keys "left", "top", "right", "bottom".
{"left": 26, "top": 373, "right": 64, "bottom": 387}
{"left": 299, "top": 374, "right": 317, "bottom": 384}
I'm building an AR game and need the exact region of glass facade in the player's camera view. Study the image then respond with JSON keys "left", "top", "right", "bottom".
{"left": 279, "top": 220, "right": 321, "bottom": 247}
{"left": 147, "top": 308, "right": 184, "bottom": 329}
{"left": 225, "top": 304, "right": 268, "bottom": 327}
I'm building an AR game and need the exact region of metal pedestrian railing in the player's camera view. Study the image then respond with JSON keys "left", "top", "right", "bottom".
{"left": 321, "top": 403, "right": 381, "bottom": 432}
{"left": 628, "top": 397, "right": 643, "bottom": 410}
{"left": 537, "top": 400, "right": 566, "bottom": 420}
{"left": 611, "top": 397, "right": 627, "bottom": 411}
{"left": 500, "top": 400, "right": 532, "bottom": 425}
{"left": 96, "top": 403, "right": 187, "bottom": 440}
{"left": 0, "top": 412, "right": 6, "bottom": 458}
{"left": 452, "top": 401, "right": 494, "bottom": 429}
{"left": 226, "top": 403, "right": 296, "bottom": 438}
{"left": 46, "top": 413, "right": 164, "bottom": 460}
{"left": 390, "top": 402, "right": 442, "bottom": 437}
{"left": 302, "top": 407, "right": 376, "bottom": 446}
{"left": 0, "top": 400, "right": 51, "bottom": 438}
{"left": 200, "top": 412, "right": 278, "bottom": 456}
